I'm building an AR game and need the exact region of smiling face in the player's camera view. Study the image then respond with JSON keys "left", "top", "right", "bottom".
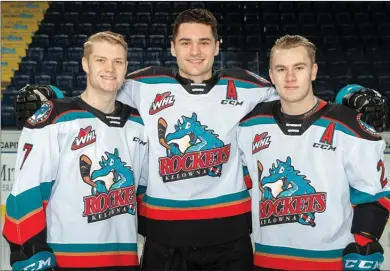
{"left": 171, "top": 23, "right": 219, "bottom": 83}
{"left": 269, "top": 46, "right": 317, "bottom": 104}
{"left": 82, "top": 40, "right": 127, "bottom": 93}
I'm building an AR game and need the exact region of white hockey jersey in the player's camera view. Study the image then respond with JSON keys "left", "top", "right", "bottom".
{"left": 117, "top": 66, "right": 278, "bottom": 247}
{"left": 238, "top": 100, "right": 390, "bottom": 270}
{"left": 3, "top": 97, "right": 148, "bottom": 269}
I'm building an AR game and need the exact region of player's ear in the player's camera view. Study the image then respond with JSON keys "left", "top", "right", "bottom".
{"left": 171, "top": 41, "right": 176, "bottom": 57}
{"left": 82, "top": 57, "right": 89, "bottom": 74}
{"left": 214, "top": 40, "right": 220, "bottom": 56}
{"left": 311, "top": 63, "right": 318, "bottom": 81}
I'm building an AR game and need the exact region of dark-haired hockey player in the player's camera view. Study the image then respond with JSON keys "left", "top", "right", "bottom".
{"left": 13, "top": 9, "right": 387, "bottom": 270}
{"left": 238, "top": 35, "right": 390, "bottom": 270}
{"left": 3, "top": 32, "right": 148, "bottom": 271}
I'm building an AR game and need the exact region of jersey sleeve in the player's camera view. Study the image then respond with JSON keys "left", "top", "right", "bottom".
{"left": 345, "top": 137, "right": 390, "bottom": 211}
{"left": 2, "top": 105, "right": 59, "bottom": 270}
{"left": 117, "top": 79, "right": 137, "bottom": 108}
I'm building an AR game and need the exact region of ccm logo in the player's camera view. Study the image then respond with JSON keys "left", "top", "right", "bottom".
{"left": 133, "top": 137, "right": 147, "bottom": 145}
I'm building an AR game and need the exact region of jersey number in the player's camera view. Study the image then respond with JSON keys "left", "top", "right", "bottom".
{"left": 377, "top": 159, "right": 388, "bottom": 188}
{"left": 20, "top": 143, "right": 33, "bottom": 169}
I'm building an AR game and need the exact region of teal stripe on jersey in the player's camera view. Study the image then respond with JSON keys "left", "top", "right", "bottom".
{"left": 350, "top": 186, "right": 390, "bottom": 205}
{"left": 128, "top": 115, "right": 144, "bottom": 125}
{"left": 314, "top": 119, "right": 358, "bottom": 137}
{"left": 255, "top": 243, "right": 343, "bottom": 259}
{"left": 54, "top": 112, "right": 95, "bottom": 123}
{"left": 136, "top": 185, "right": 147, "bottom": 195}
{"left": 143, "top": 190, "right": 250, "bottom": 208}
{"left": 135, "top": 76, "right": 178, "bottom": 84}
{"left": 239, "top": 116, "right": 276, "bottom": 127}
{"left": 49, "top": 243, "right": 137, "bottom": 253}
{"left": 217, "top": 79, "right": 260, "bottom": 89}
{"left": 6, "top": 181, "right": 55, "bottom": 219}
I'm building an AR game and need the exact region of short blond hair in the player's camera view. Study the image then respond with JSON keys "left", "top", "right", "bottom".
{"left": 270, "top": 35, "right": 316, "bottom": 66}
{"left": 83, "top": 31, "right": 128, "bottom": 59}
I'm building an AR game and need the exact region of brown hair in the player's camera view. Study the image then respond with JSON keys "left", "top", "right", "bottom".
{"left": 270, "top": 35, "right": 316, "bottom": 66}
{"left": 83, "top": 31, "right": 128, "bottom": 59}
{"left": 172, "top": 8, "right": 218, "bottom": 42}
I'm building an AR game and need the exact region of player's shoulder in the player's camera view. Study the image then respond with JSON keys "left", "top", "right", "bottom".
{"left": 25, "top": 97, "right": 81, "bottom": 129}
{"left": 239, "top": 100, "right": 278, "bottom": 127}
{"left": 324, "top": 103, "right": 382, "bottom": 141}
{"left": 119, "top": 102, "right": 144, "bottom": 126}
{"left": 125, "top": 66, "right": 176, "bottom": 82}
{"left": 219, "top": 68, "right": 272, "bottom": 88}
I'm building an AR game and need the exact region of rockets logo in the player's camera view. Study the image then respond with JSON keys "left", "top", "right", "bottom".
{"left": 27, "top": 101, "right": 53, "bottom": 125}
{"left": 157, "top": 113, "right": 231, "bottom": 182}
{"left": 149, "top": 91, "right": 175, "bottom": 115}
{"left": 79, "top": 148, "right": 136, "bottom": 223}
{"left": 71, "top": 126, "right": 96, "bottom": 150}
{"left": 252, "top": 132, "right": 271, "bottom": 154}
{"left": 257, "top": 157, "right": 327, "bottom": 227}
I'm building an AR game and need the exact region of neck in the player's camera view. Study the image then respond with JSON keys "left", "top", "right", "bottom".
{"left": 178, "top": 69, "right": 212, "bottom": 84}
{"left": 81, "top": 86, "right": 117, "bottom": 114}
{"left": 281, "top": 93, "right": 317, "bottom": 116}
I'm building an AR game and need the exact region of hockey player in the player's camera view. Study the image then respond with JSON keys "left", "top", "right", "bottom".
{"left": 238, "top": 35, "right": 390, "bottom": 271}
{"left": 3, "top": 32, "right": 148, "bottom": 271}
{"left": 13, "top": 9, "right": 387, "bottom": 270}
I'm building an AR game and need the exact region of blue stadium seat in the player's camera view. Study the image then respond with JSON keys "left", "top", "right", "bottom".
{"left": 100, "top": 13, "right": 115, "bottom": 24}
{"left": 48, "top": 47, "right": 64, "bottom": 61}
{"left": 378, "top": 75, "right": 390, "bottom": 90}
{"left": 72, "top": 34, "right": 88, "bottom": 46}
{"left": 313, "top": 2, "right": 331, "bottom": 12}
{"left": 32, "top": 34, "right": 50, "bottom": 47}
{"left": 2, "top": 106, "right": 16, "bottom": 127}
{"left": 76, "top": 23, "right": 94, "bottom": 35}
{"left": 339, "top": 24, "right": 355, "bottom": 36}
{"left": 263, "top": 13, "right": 279, "bottom": 24}
{"left": 34, "top": 74, "right": 52, "bottom": 85}
{"left": 246, "top": 35, "right": 262, "bottom": 50}
{"left": 278, "top": 2, "right": 295, "bottom": 12}
{"left": 12, "top": 75, "right": 31, "bottom": 89}
{"left": 96, "top": 23, "right": 112, "bottom": 32}
{"left": 53, "top": 34, "right": 69, "bottom": 47}
{"left": 67, "top": 47, "right": 83, "bottom": 60}
{"left": 299, "top": 13, "right": 316, "bottom": 24}
{"left": 281, "top": 13, "right": 297, "bottom": 24}
{"left": 333, "top": 2, "right": 349, "bottom": 12}
{"left": 138, "top": 2, "right": 153, "bottom": 13}
{"left": 225, "top": 24, "right": 242, "bottom": 35}
{"left": 225, "top": 35, "right": 243, "bottom": 48}
{"left": 153, "top": 12, "right": 170, "bottom": 24}
{"left": 164, "top": 60, "right": 177, "bottom": 69}
{"left": 50, "top": 2, "right": 65, "bottom": 12}
{"left": 378, "top": 23, "right": 390, "bottom": 35}
{"left": 118, "top": 2, "right": 136, "bottom": 12}
{"left": 354, "top": 13, "right": 370, "bottom": 24}
{"left": 246, "top": 24, "right": 263, "bottom": 35}
{"left": 296, "top": 2, "right": 312, "bottom": 12}
{"left": 173, "top": 2, "right": 188, "bottom": 12}
{"left": 39, "top": 23, "right": 56, "bottom": 35}
{"left": 301, "top": 24, "right": 317, "bottom": 36}
{"left": 41, "top": 61, "right": 58, "bottom": 76}
{"left": 65, "top": 1, "right": 82, "bottom": 12}
{"left": 130, "top": 35, "right": 146, "bottom": 48}
{"left": 115, "top": 23, "right": 131, "bottom": 36}
{"left": 103, "top": 2, "right": 117, "bottom": 12}
{"left": 76, "top": 74, "right": 87, "bottom": 90}
{"left": 362, "top": 36, "right": 379, "bottom": 49}
{"left": 226, "top": 60, "right": 243, "bottom": 69}
{"left": 244, "top": 13, "right": 260, "bottom": 24}
{"left": 144, "top": 60, "right": 162, "bottom": 67}
{"left": 261, "top": 2, "right": 278, "bottom": 12}
{"left": 127, "top": 61, "right": 142, "bottom": 72}
{"left": 128, "top": 48, "right": 144, "bottom": 63}
{"left": 84, "top": 2, "right": 100, "bottom": 12}
{"left": 225, "top": 3, "right": 242, "bottom": 12}
{"left": 132, "top": 23, "right": 149, "bottom": 35}
{"left": 19, "top": 61, "right": 37, "bottom": 75}
{"left": 2, "top": 89, "right": 18, "bottom": 106}
{"left": 381, "top": 35, "right": 390, "bottom": 48}
{"left": 154, "top": 2, "right": 170, "bottom": 13}
{"left": 56, "top": 75, "right": 74, "bottom": 92}
{"left": 190, "top": 2, "right": 205, "bottom": 9}
{"left": 372, "top": 12, "right": 388, "bottom": 24}
{"left": 136, "top": 12, "right": 151, "bottom": 24}
{"left": 62, "top": 61, "right": 80, "bottom": 74}
{"left": 150, "top": 24, "right": 167, "bottom": 36}
{"left": 45, "top": 11, "right": 62, "bottom": 22}
{"left": 59, "top": 23, "right": 75, "bottom": 35}
{"left": 283, "top": 24, "right": 299, "bottom": 35}
{"left": 79, "top": 12, "right": 96, "bottom": 24}
{"left": 117, "top": 12, "right": 134, "bottom": 24}
{"left": 148, "top": 35, "right": 165, "bottom": 48}
{"left": 342, "top": 35, "right": 361, "bottom": 50}
{"left": 64, "top": 12, "right": 79, "bottom": 23}
{"left": 28, "top": 47, "right": 44, "bottom": 61}
{"left": 243, "top": 3, "right": 259, "bottom": 12}
{"left": 356, "top": 75, "right": 377, "bottom": 89}
{"left": 317, "top": 13, "right": 334, "bottom": 24}
{"left": 144, "top": 51, "right": 162, "bottom": 62}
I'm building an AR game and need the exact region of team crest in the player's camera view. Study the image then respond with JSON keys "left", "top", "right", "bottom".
{"left": 79, "top": 148, "right": 136, "bottom": 223}
{"left": 27, "top": 101, "right": 53, "bottom": 125}
{"left": 252, "top": 132, "right": 271, "bottom": 154}
{"left": 357, "top": 113, "right": 380, "bottom": 137}
{"left": 71, "top": 126, "right": 96, "bottom": 150}
{"left": 258, "top": 157, "right": 327, "bottom": 227}
{"left": 157, "top": 113, "right": 231, "bottom": 182}
{"left": 149, "top": 91, "right": 175, "bottom": 115}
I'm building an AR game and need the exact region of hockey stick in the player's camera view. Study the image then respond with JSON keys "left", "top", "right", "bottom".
{"left": 257, "top": 160, "right": 265, "bottom": 193}
{"left": 158, "top": 117, "right": 171, "bottom": 150}
{"left": 79, "top": 154, "right": 96, "bottom": 188}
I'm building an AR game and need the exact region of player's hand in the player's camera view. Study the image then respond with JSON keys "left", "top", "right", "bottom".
{"left": 167, "top": 143, "right": 181, "bottom": 157}
{"left": 15, "top": 85, "right": 59, "bottom": 129}
{"left": 343, "top": 241, "right": 383, "bottom": 270}
{"left": 340, "top": 87, "right": 387, "bottom": 132}
{"left": 92, "top": 180, "right": 107, "bottom": 195}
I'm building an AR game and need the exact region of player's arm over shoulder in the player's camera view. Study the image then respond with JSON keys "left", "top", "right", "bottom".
{"left": 239, "top": 100, "right": 278, "bottom": 126}
{"left": 327, "top": 103, "right": 382, "bottom": 141}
